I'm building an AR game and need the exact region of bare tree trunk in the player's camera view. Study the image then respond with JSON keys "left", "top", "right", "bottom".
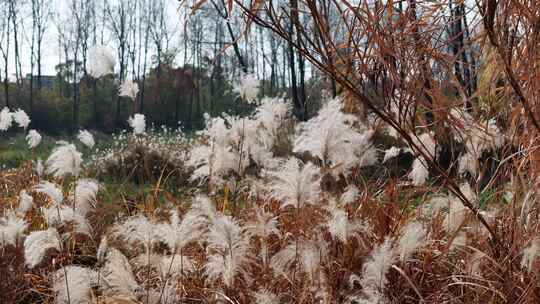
{"left": 457, "top": 2, "right": 476, "bottom": 99}
{"left": 92, "top": 78, "right": 98, "bottom": 128}
{"left": 37, "top": 43, "right": 42, "bottom": 90}
{"left": 461, "top": 3, "right": 477, "bottom": 96}
{"left": 195, "top": 21, "right": 202, "bottom": 126}
{"left": 448, "top": 0, "right": 475, "bottom": 110}
{"left": 209, "top": 19, "right": 222, "bottom": 114}
{"left": 106, "top": 0, "right": 130, "bottom": 128}
{"left": 259, "top": 27, "right": 266, "bottom": 97}
{"left": 295, "top": 13, "right": 307, "bottom": 115}
{"left": 37, "top": 19, "right": 42, "bottom": 95}
{"left": 1, "top": 3, "right": 11, "bottom": 108}
{"left": 188, "top": 81, "right": 194, "bottom": 129}
{"left": 448, "top": 0, "right": 464, "bottom": 91}
{"left": 175, "top": 76, "right": 181, "bottom": 124}
{"left": 408, "top": 0, "right": 434, "bottom": 125}
{"left": 282, "top": 44, "right": 287, "bottom": 90}
{"left": 2, "top": 63, "right": 8, "bottom": 109}
{"left": 288, "top": 0, "right": 306, "bottom": 120}
{"left": 73, "top": 57, "right": 80, "bottom": 133}
{"left": 30, "top": 32, "right": 35, "bottom": 118}
{"left": 9, "top": 0, "right": 22, "bottom": 95}
{"left": 129, "top": 0, "right": 138, "bottom": 81}
{"left": 209, "top": 0, "right": 248, "bottom": 74}
{"left": 287, "top": 28, "right": 301, "bottom": 119}
{"left": 139, "top": 0, "right": 151, "bottom": 114}
{"left": 269, "top": 32, "right": 277, "bottom": 94}
{"left": 72, "top": 0, "right": 82, "bottom": 133}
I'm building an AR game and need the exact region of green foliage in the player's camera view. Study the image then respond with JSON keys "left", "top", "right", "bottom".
{"left": 0, "top": 133, "right": 57, "bottom": 168}
{"left": 0, "top": 58, "right": 329, "bottom": 137}
{"left": 0, "top": 63, "right": 257, "bottom": 134}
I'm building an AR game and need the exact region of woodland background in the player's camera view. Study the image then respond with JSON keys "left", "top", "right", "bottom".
{"left": 0, "top": 0, "right": 332, "bottom": 134}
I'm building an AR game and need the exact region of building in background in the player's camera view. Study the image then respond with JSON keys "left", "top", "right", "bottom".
{"left": 25, "top": 74, "right": 56, "bottom": 90}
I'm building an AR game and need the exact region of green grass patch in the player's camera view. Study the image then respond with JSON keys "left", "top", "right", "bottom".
{"left": 0, "top": 132, "right": 58, "bottom": 168}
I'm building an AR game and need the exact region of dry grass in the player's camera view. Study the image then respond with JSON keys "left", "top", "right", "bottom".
{"left": 1, "top": 156, "right": 540, "bottom": 303}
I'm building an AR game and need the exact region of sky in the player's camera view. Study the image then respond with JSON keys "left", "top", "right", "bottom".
{"left": 4, "top": 0, "right": 483, "bottom": 81}
{"left": 3, "top": 0, "right": 182, "bottom": 79}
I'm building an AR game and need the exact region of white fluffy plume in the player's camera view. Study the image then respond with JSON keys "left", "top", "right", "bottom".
{"left": 458, "top": 152, "right": 477, "bottom": 176}
{"left": 341, "top": 185, "right": 360, "bottom": 205}
{"left": 233, "top": 73, "right": 260, "bottom": 104}
{"left": 158, "top": 209, "right": 204, "bottom": 253}
{"left": 18, "top": 190, "right": 34, "bottom": 215}
{"left": 186, "top": 113, "right": 257, "bottom": 186}
{"left": 24, "top": 227, "right": 61, "bottom": 268}
{"left": 360, "top": 237, "right": 395, "bottom": 294}
{"left": 99, "top": 247, "right": 141, "bottom": 298}
{"left": 42, "top": 205, "right": 92, "bottom": 236}
{"left": 408, "top": 157, "right": 429, "bottom": 186}
{"left": 113, "top": 214, "right": 159, "bottom": 253}
{"left": 0, "top": 107, "right": 13, "bottom": 131}
{"left": 382, "top": 147, "right": 401, "bottom": 163}
{"left": 204, "top": 215, "right": 251, "bottom": 287}
{"left": 297, "top": 238, "right": 329, "bottom": 281}
{"left": 46, "top": 143, "right": 83, "bottom": 177}
{"left": 246, "top": 207, "right": 280, "bottom": 265}
{"left": 128, "top": 113, "right": 146, "bottom": 135}
{"left": 406, "top": 132, "right": 437, "bottom": 186}
{"left": 293, "top": 98, "right": 377, "bottom": 176}
{"left": 522, "top": 238, "right": 540, "bottom": 271}
{"left": 246, "top": 207, "right": 280, "bottom": 240}
{"left": 52, "top": 265, "right": 98, "bottom": 304}
{"left": 456, "top": 118, "right": 504, "bottom": 177}
{"left": 146, "top": 282, "right": 179, "bottom": 304}
{"left": 77, "top": 130, "right": 95, "bottom": 148}
{"left": 35, "top": 158, "right": 44, "bottom": 176}
{"left": 326, "top": 204, "right": 368, "bottom": 244}
{"left": 13, "top": 109, "right": 30, "bottom": 129}
{"left": 442, "top": 185, "right": 473, "bottom": 233}
{"left": 26, "top": 129, "right": 42, "bottom": 149}
{"left": 267, "top": 158, "right": 321, "bottom": 209}
{"left": 119, "top": 80, "right": 139, "bottom": 101}
{"left": 35, "top": 181, "right": 64, "bottom": 206}
{"left": 396, "top": 221, "right": 426, "bottom": 261}
{"left": 178, "top": 196, "right": 219, "bottom": 241}
{"left": 411, "top": 132, "right": 437, "bottom": 157}
{"left": 252, "top": 289, "right": 280, "bottom": 304}
{"left": 185, "top": 101, "right": 292, "bottom": 187}
{"left": 254, "top": 97, "right": 292, "bottom": 141}
{"left": 87, "top": 45, "right": 116, "bottom": 78}
{"left": 71, "top": 179, "right": 100, "bottom": 216}
{"left": 187, "top": 143, "right": 237, "bottom": 186}
{"left": 270, "top": 242, "right": 298, "bottom": 277}
{"left": 0, "top": 211, "right": 28, "bottom": 247}
{"left": 270, "top": 238, "right": 329, "bottom": 281}
{"left": 159, "top": 254, "right": 196, "bottom": 279}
